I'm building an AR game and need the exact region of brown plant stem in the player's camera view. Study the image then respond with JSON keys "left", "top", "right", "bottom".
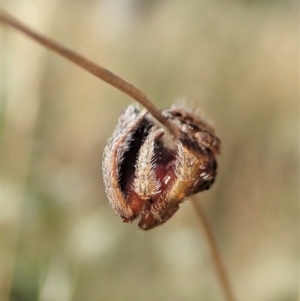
{"left": 0, "top": 9, "right": 237, "bottom": 301}
{"left": 0, "top": 9, "right": 180, "bottom": 138}
{"left": 191, "top": 199, "right": 237, "bottom": 301}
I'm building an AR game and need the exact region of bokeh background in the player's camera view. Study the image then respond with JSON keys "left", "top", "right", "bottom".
{"left": 0, "top": 0, "right": 299, "bottom": 301}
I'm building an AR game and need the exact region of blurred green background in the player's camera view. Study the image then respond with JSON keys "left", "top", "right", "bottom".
{"left": 0, "top": 0, "right": 299, "bottom": 301}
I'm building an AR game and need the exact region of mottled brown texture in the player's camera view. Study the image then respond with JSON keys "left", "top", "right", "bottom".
{"left": 102, "top": 104, "right": 220, "bottom": 230}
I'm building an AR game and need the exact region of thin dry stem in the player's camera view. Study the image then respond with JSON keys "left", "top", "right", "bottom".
{"left": 0, "top": 9, "right": 180, "bottom": 138}
{"left": 0, "top": 9, "right": 236, "bottom": 301}
{"left": 191, "top": 199, "right": 237, "bottom": 301}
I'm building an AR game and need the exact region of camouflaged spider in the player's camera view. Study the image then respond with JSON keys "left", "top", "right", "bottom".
{"left": 103, "top": 104, "right": 220, "bottom": 230}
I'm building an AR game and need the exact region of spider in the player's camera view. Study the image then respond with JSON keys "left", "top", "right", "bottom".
{"left": 103, "top": 104, "right": 220, "bottom": 230}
